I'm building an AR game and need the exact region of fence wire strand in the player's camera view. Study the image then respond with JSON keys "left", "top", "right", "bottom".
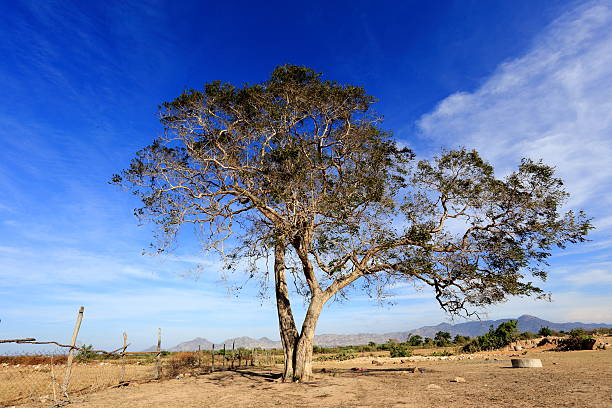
{"left": 1, "top": 343, "right": 279, "bottom": 406}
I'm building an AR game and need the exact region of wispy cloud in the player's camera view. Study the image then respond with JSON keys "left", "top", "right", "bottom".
{"left": 415, "top": 0, "right": 612, "bottom": 322}
{"left": 562, "top": 267, "right": 612, "bottom": 286}
{"left": 418, "top": 1, "right": 612, "bottom": 217}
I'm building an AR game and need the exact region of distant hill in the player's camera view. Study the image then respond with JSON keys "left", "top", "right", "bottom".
{"left": 143, "top": 336, "right": 282, "bottom": 352}
{"left": 142, "top": 314, "right": 610, "bottom": 351}
{"left": 406, "top": 314, "right": 610, "bottom": 339}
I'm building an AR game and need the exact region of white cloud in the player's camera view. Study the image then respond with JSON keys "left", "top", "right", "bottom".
{"left": 418, "top": 1, "right": 612, "bottom": 218}
{"left": 415, "top": 1, "right": 612, "bottom": 325}
{"left": 562, "top": 267, "right": 612, "bottom": 286}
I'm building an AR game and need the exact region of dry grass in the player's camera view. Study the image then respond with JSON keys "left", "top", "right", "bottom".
{"left": 0, "top": 360, "right": 155, "bottom": 406}
{"left": 0, "top": 355, "right": 67, "bottom": 366}
{"left": 62, "top": 349, "right": 612, "bottom": 408}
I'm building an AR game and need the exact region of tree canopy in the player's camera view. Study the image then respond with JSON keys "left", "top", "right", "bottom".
{"left": 113, "top": 64, "right": 591, "bottom": 381}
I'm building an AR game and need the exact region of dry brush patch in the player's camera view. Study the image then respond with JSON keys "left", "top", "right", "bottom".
{"left": 63, "top": 349, "right": 612, "bottom": 408}
{"left": 0, "top": 359, "right": 156, "bottom": 406}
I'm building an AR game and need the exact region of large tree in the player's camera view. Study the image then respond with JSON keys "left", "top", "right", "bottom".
{"left": 113, "top": 65, "right": 591, "bottom": 381}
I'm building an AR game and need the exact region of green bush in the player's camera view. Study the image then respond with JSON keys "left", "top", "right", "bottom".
{"left": 453, "top": 335, "right": 471, "bottom": 345}
{"left": 76, "top": 344, "right": 96, "bottom": 362}
{"left": 407, "top": 335, "right": 423, "bottom": 346}
{"left": 538, "top": 326, "right": 553, "bottom": 337}
{"left": 434, "top": 331, "right": 452, "bottom": 347}
{"left": 430, "top": 350, "right": 453, "bottom": 357}
{"left": 557, "top": 329, "right": 596, "bottom": 351}
{"left": 517, "top": 331, "right": 539, "bottom": 340}
{"left": 462, "top": 320, "right": 518, "bottom": 352}
{"left": 389, "top": 344, "right": 412, "bottom": 358}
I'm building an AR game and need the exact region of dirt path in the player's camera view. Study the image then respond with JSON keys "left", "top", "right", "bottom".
{"left": 27, "top": 350, "right": 611, "bottom": 408}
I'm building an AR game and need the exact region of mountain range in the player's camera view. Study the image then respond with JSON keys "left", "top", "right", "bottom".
{"left": 143, "top": 314, "right": 610, "bottom": 351}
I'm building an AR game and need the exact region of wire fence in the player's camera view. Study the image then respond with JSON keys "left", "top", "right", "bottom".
{"left": 0, "top": 352, "right": 155, "bottom": 406}
{"left": 0, "top": 343, "right": 283, "bottom": 406}
{"left": 0, "top": 307, "right": 285, "bottom": 407}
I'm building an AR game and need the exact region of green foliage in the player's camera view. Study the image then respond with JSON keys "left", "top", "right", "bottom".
{"left": 407, "top": 335, "right": 423, "bottom": 346}
{"left": 76, "top": 344, "right": 96, "bottom": 362}
{"left": 434, "top": 331, "right": 452, "bottom": 347}
{"left": 430, "top": 350, "right": 453, "bottom": 357}
{"left": 538, "top": 326, "right": 553, "bottom": 337}
{"left": 115, "top": 65, "right": 591, "bottom": 318}
{"left": 517, "top": 331, "right": 539, "bottom": 340}
{"left": 557, "top": 329, "right": 596, "bottom": 351}
{"left": 114, "top": 65, "right": 591, "bottom": 380}
{"left": 453, "top": 335, "right": 471, "bottom": 345}
{"left": 462, "top": 320, "right": 518, "bottom": 352}
{"left": 389, "top": 344, "right": 412, "bottom": 358}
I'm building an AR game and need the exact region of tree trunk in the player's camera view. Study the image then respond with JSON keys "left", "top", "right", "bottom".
{"left": 273, "top": 243, "right": 299, "bottom": 381}
{"left": 274, "top": 240, "right": 327, "bottom": 382}
{"left": 291, "top": 297, "right": 324, "bottom": 381}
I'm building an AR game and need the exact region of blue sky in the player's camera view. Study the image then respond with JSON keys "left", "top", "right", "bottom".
{"left": 1, "top": 0, "right": 611, "bottom": 352}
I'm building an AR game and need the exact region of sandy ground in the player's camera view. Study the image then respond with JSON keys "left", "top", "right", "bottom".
{"left": 23, "top": 349, "right": 610, "bottom": 408}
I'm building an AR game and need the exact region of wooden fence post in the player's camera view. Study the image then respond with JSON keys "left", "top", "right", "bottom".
{"left": 155, "top": 328, "right": 161, "bottom": 379}
{"left": 231, "top": 341, "right": 235, "bottom": 369}
{"left": 121, "top": 332, "right": 128, "bottom": 383}
{"left": 198, "top": 345, "right": 201, "bottom": 368}
{"left": 50, "top": 354, "right": 58, "bottom": 403}
{"left": 222, "top": 344, "right": 226, "bottom": 369}
{"left": 211, "top": 344, "right": 215, "bottom": 372}
{"left": 62, "top": 306, "right": 84, "bottom": 397}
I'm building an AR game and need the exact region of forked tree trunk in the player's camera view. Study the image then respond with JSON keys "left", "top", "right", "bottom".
{"left": 273, "top": 243, "right": 299, "bottom": 381}
{"left": 273, "top": 243, "right": 326, "bottom": 382}
{"left": 291, "top": 298, "right": 324, "bottom": 381}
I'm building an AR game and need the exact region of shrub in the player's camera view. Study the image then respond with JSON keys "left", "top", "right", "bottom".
{"left": 315, "top": 349, "right": 357, "bottom": 361}
{"left": 517, "top": 331, "right": 539, "bottom": 340}
{"left": 462, "top": 320, "right": 518, "bottom": 352}
{"left": 557, "top": 329, "right": 596, "bottom": 351}
{"left": 538, "top": 326, "right": 553, "bottom": 337}
{"left": 166, "top": 352, "right": 198, "bottom": 377}
{"left": 389, "top": 344, "right": 412, "bottom": 358}
{"left": 434, "top": 331, "right": 452, "bottom": 347}
{"left": 431, "top": 350, "right": 453, "bottom": 357}
{"left": 76, "top": 344, "right": 96, "bottom": 362}
{"left": 313, "top": 345, "right": 327, "bottom": 354}
{"left": 407, "top": 335, "right": 423, "bottom": 346}
{"left": 453, "top": 335, "right": 471, "bottom": 345}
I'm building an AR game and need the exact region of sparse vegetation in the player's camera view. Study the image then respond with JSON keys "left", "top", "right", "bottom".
{"left": 557, "top": 329, "right": 596, "bottom": 351}
{"left": 407, "top": 335, "right": 423, "bottom": 346}
{"left": 430, "top": 350, "right": 453, "bottom": 357}
{"left": 315, "top": 349, "right": 357, "bottom": 361}
{"left": 76, "top": 344, "right": 96, "bottom": 362}
{"left": 389, "top": 344, "right": 412, "bottom": 358}
{"left": 462, "top": 320, "right": 519, "bottom": 352}
{"left": 0, "top": 354, "right": 67, "bottom": 366}
{"left": 538, "top": 326, "right": 553, "bottom": 336}
{"left": 434, "top": 331, "right": 452, "bottom": 347}
{"left": 166, "top": 352, "right": 199, "bottom": 377}
{"left": 516, "top": 331, "right": 539, "bottom": 340}
{"left": 453, "top": 335, "right": 471, "bottom": 345}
